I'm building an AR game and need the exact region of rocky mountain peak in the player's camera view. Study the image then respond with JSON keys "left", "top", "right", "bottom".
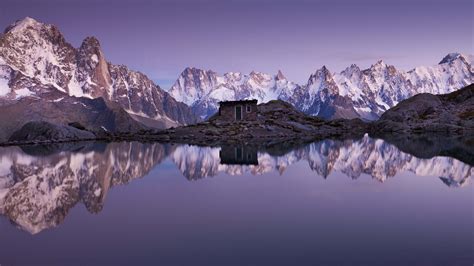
{"left": 223, "top": 71, "right": 243, "bottom": 80}
{"left": 305, "top": 65, "right": 340, "bottom": 99}
{"left": 275, "top": 70, "right": 286, "bottom": 80}
{"left": 78, "top": 36, "right": 104, "bottom": 62}
{"left": 183, "top": 66, "right": 197, "bottom": 74}
{"left": 0, "top": 17, "right": 76, "bottom": 93}
{"left": 4, "top": 17, "right": 42, "bottom": 34}
{"left": 80, "top": 36, "right": 101, "bottom": 51}
{"left": 78, "top": 36, "right": 104, "bottom": 65}
{"left": 309, "top": 65, "right": 332, "bottom": 81}
{"left": 341, "top": 64, "right": 361, "bottom": 77}
{"left": 76, "top": 36, "right": 111, "bottom": 98}
{"left": 371, "top": 59, "right": 387, "bottom": 70}
{"left": 181, "top": 67, "right": 217, "bottom": 80}
{"left": 169, "top": 67, "right": 220, "bottom": 107}
{"left": 4, "top": 17, "right": 67, "bottom": 46}
{"left": 248, "top": 71, "right": 272, "bottom": 85}
{"left": 439, "top": 53, "right": 463, "bottom": 64}
{"left": 249, "top": 70, "right": 269, "bottom": 78}
{"left": 438, "top": 53, "right": 473, "bottom": 67}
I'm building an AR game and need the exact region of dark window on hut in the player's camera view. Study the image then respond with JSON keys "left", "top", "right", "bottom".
{"left": 246, "top": 105, "right": 251, "bottom": 113}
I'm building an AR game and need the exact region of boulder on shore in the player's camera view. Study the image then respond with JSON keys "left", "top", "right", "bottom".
{"left": 8, "top": 121, "right": 96, "bottom": 143}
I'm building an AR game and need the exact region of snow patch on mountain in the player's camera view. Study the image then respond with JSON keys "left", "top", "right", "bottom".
{"left": 14, "top": 88, "right": 34, "bottom": 98}
{"left": 0, "top": 77, "right": 10, "bottom": 96}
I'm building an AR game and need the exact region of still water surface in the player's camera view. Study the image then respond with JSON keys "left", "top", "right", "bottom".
{"left": 0, "top": 136, "right": 472, "bottom": 265}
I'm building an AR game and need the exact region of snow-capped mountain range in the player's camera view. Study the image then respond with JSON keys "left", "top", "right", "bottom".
{"left": 0, "top": 17, "right": 197, "bottom": 131}
{"left": 0, "top": 16, "right": 471, "bottom": 134}
{"left": 170, "top": 53, "right": 473, "bottom": 120}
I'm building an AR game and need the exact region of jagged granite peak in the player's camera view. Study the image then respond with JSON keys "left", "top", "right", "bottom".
{"left": 80, "top": 35, "right": 101, "bottom": 48}
{"left": 405, "top": 53, "right": 473, "bottom": 96}
{"left": 248, "top": 70, "right": 273, "bottom": 85}
{"left": 276, "top": 70, "right": 286, "bottom": 80}
{"left": 223, "top": 71, "right": 243, "bottom": 80}
{"left": 4, "top": 17, "right": 38, "bottom": 33}
{"left": 305, "top": 65, "right": 340, "bottom": 99}
{"left": 75, "top": 36, "right": 112, "bottom": 98}
{"left": 0, "top": 17, "right": 76, "bottom": 93}
{"left": 341, "top": 64, "right": 362, "bottom": 77}
{"left": 308, "top": 65, "right": 333, "bottom": 84}
{"left": 4, "top": 17, "right": 57, "bottom": 38}
{"left": 169, "top": 67, "right": 220, "bottom": 106}
{"left": 439, "top": 52, "right": 464, "bottom": 64}
{"left": 0, "top": 17, "right": 197, "bottom": 129}
{"left": 301, "top": 65, "right": 360, "bottom": 119}
{"left": 371, "top": 59, "right": 386, "bottom": 68}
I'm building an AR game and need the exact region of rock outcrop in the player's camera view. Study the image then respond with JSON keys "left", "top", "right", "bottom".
{"left": 151, "top": 99, "right": 368, "bottom": 146}
{"left": 372, "top": 84, "right": 474, "bottom": 133}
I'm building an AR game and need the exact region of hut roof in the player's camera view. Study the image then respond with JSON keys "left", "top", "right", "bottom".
{"left": 218, "top": 99, "right": 258, "bottom": 106}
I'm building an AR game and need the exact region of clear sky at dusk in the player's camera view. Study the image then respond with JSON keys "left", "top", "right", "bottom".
{"left": 1, "top": 0, "right": 472, "bottom": 88}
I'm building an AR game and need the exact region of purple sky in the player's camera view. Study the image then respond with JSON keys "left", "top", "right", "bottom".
{"left": 1, "top": 0, "right": 472, "bottom": 88}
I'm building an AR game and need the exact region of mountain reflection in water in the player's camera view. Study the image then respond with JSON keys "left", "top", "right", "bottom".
{"left": 0, "top": 135, "right": 471, "bottom": 234}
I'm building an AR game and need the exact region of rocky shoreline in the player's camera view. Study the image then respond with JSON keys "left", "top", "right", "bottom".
{"left": 0, "top": 100, "right": 369, "bottom": 147}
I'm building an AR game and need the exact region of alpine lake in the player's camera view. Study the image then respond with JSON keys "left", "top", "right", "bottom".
{"left": 0, "top": 135, "right": 472, "bottom": 266}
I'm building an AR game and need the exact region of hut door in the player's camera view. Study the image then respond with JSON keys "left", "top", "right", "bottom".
{"left": 235, "top": 106, "right": 242, "bottom": 121}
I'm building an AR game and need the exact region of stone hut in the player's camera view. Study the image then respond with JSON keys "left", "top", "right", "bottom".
{"left": 217, "top": 100, "right": 258, "bottom": 121}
